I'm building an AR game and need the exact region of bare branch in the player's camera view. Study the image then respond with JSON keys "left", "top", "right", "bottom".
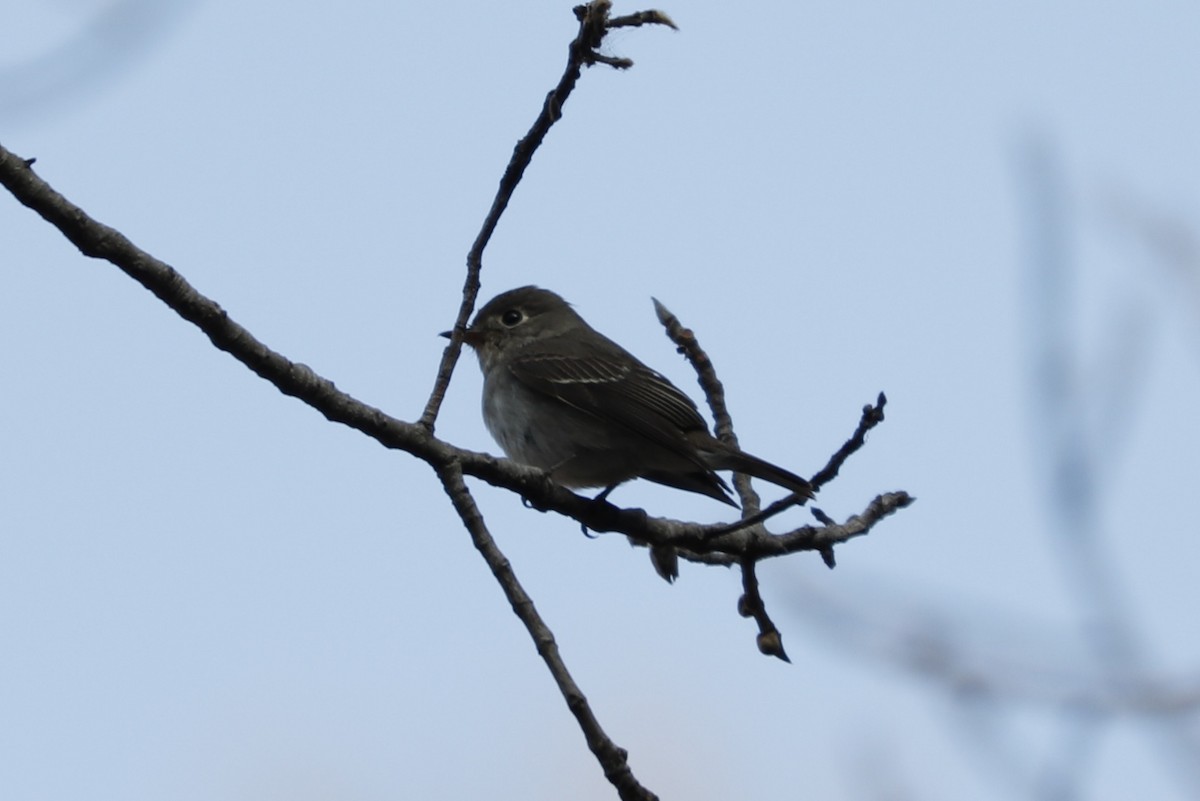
{"left": 699, "top": 398, "right": 890, "bottom": 545}
{"left": 809, "top": 392, "right": 887, "bottom": 489}
{"left": 739, "top": 559, "right": 790, "bottom": 662}
{"left": 0, "top": 139, "right": 906, "bottom": 565}
{"left": 652, "top": 296, "right": 764, "bottom": 512}
{"left": 608, "top": 10, "right": 678, "bottom": 30}
{"left": 434, "top": 462, "right": 659, "bottom": 801}
{"left": 651, "top": 296, "right": 906, "bottom": 654}
{"left": 419, "top": 0, "right": 668, "bottom": 431}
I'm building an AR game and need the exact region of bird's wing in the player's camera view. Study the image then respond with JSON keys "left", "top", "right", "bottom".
{"left": 506, "top": 337, "right": 712, "bottom": 465}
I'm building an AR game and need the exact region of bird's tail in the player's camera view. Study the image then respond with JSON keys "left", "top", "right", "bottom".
{"left": 717, "top": 448, "right": 814, "bottom": 499}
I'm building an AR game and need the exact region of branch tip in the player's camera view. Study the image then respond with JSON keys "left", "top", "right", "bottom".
{"left": 609, "top": 10, "right": 678, "bottom": 31}
{"left": 756, "top": 630, "right": 790, "bottom": 663}
{"left": 419, "top": 2, "right": 674, "bottom": 428}
{"left": 810, "top": 507, "right": 835, "bottom": 526}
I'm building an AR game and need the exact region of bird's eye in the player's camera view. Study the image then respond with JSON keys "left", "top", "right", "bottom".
{"left": 500, "top": 309, "right": 524, "bottom": 327}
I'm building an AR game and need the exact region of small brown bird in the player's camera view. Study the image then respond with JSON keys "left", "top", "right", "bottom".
{"left": 455, "top": 286, "right": 813, "bottom": 508}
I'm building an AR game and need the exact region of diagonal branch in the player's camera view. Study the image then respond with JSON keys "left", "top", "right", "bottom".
{"left": 652, "top": 296, "right": 764, "bottom": 513}
{"left": 434, "top": 462, "right": 658, "bottom": 801}
{"left": 651, "top": 299, "right": 901, "bottom": 657}
{"left": 0, "top": 138, "right": 909, "bottom": 564}
{"left": 419, "top": 1, "right": 676, "bottom": 432}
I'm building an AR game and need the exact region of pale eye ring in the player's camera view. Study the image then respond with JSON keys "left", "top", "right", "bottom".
{"left": 500, "top": 309, "right": 523, "bottom": 327}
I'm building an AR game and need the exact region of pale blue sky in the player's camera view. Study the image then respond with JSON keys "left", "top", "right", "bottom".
{"left": 3, "top": 2, "right": 1200, "bottom": 799}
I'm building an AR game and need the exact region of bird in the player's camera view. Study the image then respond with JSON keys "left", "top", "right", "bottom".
{"left": 451, "top": 285, "right": 813, "bottom": 509}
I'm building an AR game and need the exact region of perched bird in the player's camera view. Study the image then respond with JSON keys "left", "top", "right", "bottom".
{"left": 453, "top": 286, "right": 813, "bottom": 509}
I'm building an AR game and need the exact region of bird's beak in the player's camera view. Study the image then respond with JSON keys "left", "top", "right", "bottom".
{"left": 440, "top": 328, "right": 484, "bottom": 348}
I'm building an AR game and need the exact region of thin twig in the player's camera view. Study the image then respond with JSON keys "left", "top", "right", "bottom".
{"left": 739, "top": 558, "right": 790, "bottom": 662}
{"left": 700, "top": 489, "right": 807, "bottom": 538}
{"left": 699, "top": 395, "right": 890, "bottom": 564}
{"left": 652, "top": 297, "right": 764, "bottom": 513}
{"left": 810, "top": 392, "right": 887, "bottom": 489}
{"left": 652, "top": 298, "right": 809, "bottom": 655}
{"left": 418, "top": 1, "right": 671, "bottom": 432}
{"left": 435, "top": 462, "right": 658, "bottom": 801}
{"left": 609, "top": 10, "right": 678, "bottom": 29}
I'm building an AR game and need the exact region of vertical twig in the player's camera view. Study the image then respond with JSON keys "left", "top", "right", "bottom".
{"left": 1018, "top": 135, "right": 1200, "bottom": 790}
{"left": 419, "top": 2, "right": 667, "bottom": 432}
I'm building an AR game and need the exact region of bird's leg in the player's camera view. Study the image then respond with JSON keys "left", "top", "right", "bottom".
{"left": 578, "top": 482, "right": 622, "bottom": 538}
{"left": 592, "top": 483, "right": 620, "bottom": 504}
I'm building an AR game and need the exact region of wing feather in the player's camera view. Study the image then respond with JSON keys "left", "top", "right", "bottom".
{"left": 506, "top": 337, "right": 711, "bottom": 467}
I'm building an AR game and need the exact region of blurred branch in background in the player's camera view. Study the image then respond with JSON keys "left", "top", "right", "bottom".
{"left": 782, "top": 136, "right": 1200, "bottom": 800}
{"left": 1102, "top": 185, "right": 1200, "bottom": 364}
{"left": 0, "top": 0, "right": 192, "bottom": 127}
{"left": 1020, "top": 137, "right": 1142, "bottom": 683}
{"left": 1019, "top": 135, "right": 1200, "bottom": 795}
